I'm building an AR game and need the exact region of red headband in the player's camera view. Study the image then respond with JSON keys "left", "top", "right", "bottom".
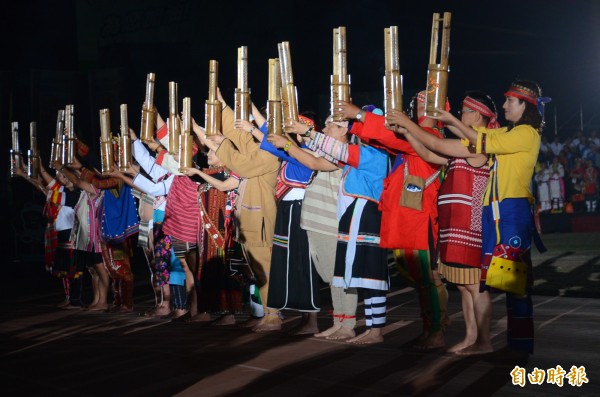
{"left": 298, "top": 115, "right": 316, "bottom": 128}
{"left": 462, "top": 96, "right": 500, "bottom": 129}
{"left": 504, "top": 84, "right": 538, "bottom": 106}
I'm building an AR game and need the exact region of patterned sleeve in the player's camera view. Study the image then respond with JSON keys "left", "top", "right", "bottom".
{"left": 80, "top": 168, "right": 119, "bottom": 189}
{"left": 307, "top": 132, "right": 360, "bottom": 167}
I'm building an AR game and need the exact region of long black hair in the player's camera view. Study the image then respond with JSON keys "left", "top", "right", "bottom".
{"left": 508, "top": 79, "right": 544, "bottom": 132}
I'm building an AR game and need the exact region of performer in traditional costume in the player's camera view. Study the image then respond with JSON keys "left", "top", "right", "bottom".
{"left": 237, "top": 108, "right": 320, "bottom": 334}
{"left": 338, "top": 92, "right": 448, "bottom": 350}
{"left": 387, "top": 91, "right": 498, "bottom": 354}
{"left": 267, "top": 114, "right": 359, "bottom": 340}
{"left": 433, "top": 79, "right": 550, "bottom": 357}
{"left": 286, "top": 110, "right": 389, "bottom": 345}
{"left": 213, "top": 93, "right": 281, "bottom": 332}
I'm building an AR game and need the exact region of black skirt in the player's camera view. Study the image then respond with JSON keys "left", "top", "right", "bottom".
{"left": 332, "top": 198, "right": 389, "bottom": 291}
{"left": 267, "top": 199, "right": 320, "bottom": 312}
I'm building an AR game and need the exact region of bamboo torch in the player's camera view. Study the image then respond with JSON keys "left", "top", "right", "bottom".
{"left": 99, "top": 108, "right": 114, "bottom": 175}
{"left": 140, "top": 72, "right": 156, "bottom": 142}
{"left": 331, "top": 27, "right": 351, "bottom": 121}
{"left": 9, "top": 122, "right": 21, "bottom": 178}
{"left": 234, "top": 46, "right": 250, "bottom": 121}
{"left": 384, "top": 26, "right": 403, "bottom": 117}
{"left": 27, "top": 122, "right": 40, "bottom": 178}
{"left": 278, "top": 41, "right": 299, "bottom": 132}
{"left": 205, "top": 60, "right": 221, "bottom": 136}
{"left": 424, "top": 12, "right": 451, "bottom": 117}
{"left": 62, "top": 104, "right": 76, "bottom": 165}
{"left": 168, "top": 81, "right": 180, "bottom": 154}
{"left": 267, "top": 58, "right": 283, "bottom": 136}
{"left": 118, "top": 104, "right": 131, "bottom": 172}
{"left": 50, "top": 110, "right": 65, "bottom": 167}
{"left": 179, "top": 97, "right": 193, "bottom": 172}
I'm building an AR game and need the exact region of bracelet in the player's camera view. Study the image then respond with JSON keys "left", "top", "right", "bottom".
{"left": 283, "top": 141, "right": 292, "bottom": 152}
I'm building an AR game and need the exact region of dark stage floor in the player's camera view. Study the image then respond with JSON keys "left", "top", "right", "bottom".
{"left": 1, "top": 233, "right": 599, "bottom": 396}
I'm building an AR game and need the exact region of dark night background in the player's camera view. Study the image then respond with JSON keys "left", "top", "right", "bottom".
{"left": 2, "top": 0, "right": 600, "bottom": 259}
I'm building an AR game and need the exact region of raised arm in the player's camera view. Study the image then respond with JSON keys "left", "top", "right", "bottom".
{"left": 430, "top": 109, "right": 478, "bottom": 143}
{"left": 251, "top": 101, "right": 267, "bottom": 127}
{"left": 386, "top": 109, "right": 479, "bottom": 161}
{"left": 391, "top": 126, "right": 448, "bottom": 165}
{"left": 182, "top": 168, "right": 240, "bottom": 192}
{"left": 52, "top": 160, "right": 96, "bottom": 196}
{"left": 266, "top": 133, "right": 339, "bottom": 171}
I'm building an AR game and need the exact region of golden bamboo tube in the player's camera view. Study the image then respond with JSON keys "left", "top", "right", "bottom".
{"left": 50, "top": 110, "right": 64, "bottom": 167}
{"left": 63, "top": 104, "right": 75, "bottom": 165}
{"left": 10, "top": 150, "right": 21, "bottom": 178}
{"left": 235, "top": 90, "right": 250, "bottom": 122}
{"left": 100, "top": 140, "right": 114, "bottom": 175}
{"left": 205, "top": 60, "right": 221, "bottom": 136}
{"left": 179, "top": 97, "right": 192, "bottom": 171}
{"left": 235, "top": 46, "right": 251, "bottom": 121}
{"left": 425, "top": 12, "right": 451, "bottom": 117}
{"left": 282, "top": 85, "right": 299, "bottom": 133}
{"left": 179, "top": 133, "right": 193, "bottom": 172}
{"left": 331, "top": 27, "right": 351, "bottom": 121}
{"left": 278, "top": 42, "right": 293, "bottom": 85}
{"left": 11, "top": 121, "right": 19, "bottom": 151}
{"left": 168, "top": 82, "right": 180, "bottom": 154}
{"left": 267, "top": 58, "right": 283, "bottom": 136}
{"left": 120, "top": 103, "right": 129, "bottom": 137}
{"left": 118, "top": 135, "right": 131, "bottom": 172}
{"left": 182, "top": 97, "right": 191, "bottom": 133}
{"left": 118, "top": 104, "right": 131, "bottom": 172}
{"left": 384, "top": 26, "right": 403, "bottom": 116}
{"left": 268, "top": 59, "right": 281, "bottom": 101}
{"left": 99, "top": 108, "right": 113, "bottom": 175}
{"left": 278, "top": 42, "right": 299, "bottom": 132}
{"left": 140, "top": 72, "right": 156, "bottom": 142}
{"left": 10, "top": 122, "right": 21, "bottom": 178}
{"left": 27, "top": 122, "right": 39, "bottom": 178}
{"left": 62, "top": 135, "right": 75, "bottom": 167}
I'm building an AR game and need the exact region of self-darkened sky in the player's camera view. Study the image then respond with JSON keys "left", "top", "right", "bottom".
{"left": 3, "top": 0, "right": 600, "bottom": 144}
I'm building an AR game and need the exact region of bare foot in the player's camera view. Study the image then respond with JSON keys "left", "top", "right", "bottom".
{"left": 211, "top": 314, "right": 236, "bottom": 326}
{"left": 446, "top": 338, "right": 477, "bottom": 353}
{"left": 185, "top": 312, "right": 212, "bottom": 323}
{"left": 314, "top": 324, "right": 342, "bottom": 338}
{"left": 86, "top": 303, "right": 109, "bottom": 311}
{"left": 171, "top": 311, "right": 192, "bottom": 322}
{"left": 252, "top": 316, "right": 282, "bottom": 333}
{"left": 347, "top": 329, "right": 383, "bottom": 345}
{"left": 62, "top": 304, "right": 82, "bottom": 310}
{"left": 455, "top": 342, "right": 493, "bottom": 356}
{"left": 325, "top": 327, "right": 356, "bottom": 341}
{"left": 413, "top": 331, "right": 445, "bottom": 350}
{"left": 153, "top": 305, "right": 171, "bottom": 317}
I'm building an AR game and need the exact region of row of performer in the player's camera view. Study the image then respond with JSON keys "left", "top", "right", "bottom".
{"left": 13, "top": 74, "right": 550, "bottom": 358}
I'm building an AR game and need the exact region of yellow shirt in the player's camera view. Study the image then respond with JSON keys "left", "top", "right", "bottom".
{"left": 473, "top": 125, "right": 540, "bottom": 204}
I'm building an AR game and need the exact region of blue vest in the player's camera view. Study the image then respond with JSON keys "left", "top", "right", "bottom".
{"left": 342, "top": 145, "right": 388, "bottom": 202}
